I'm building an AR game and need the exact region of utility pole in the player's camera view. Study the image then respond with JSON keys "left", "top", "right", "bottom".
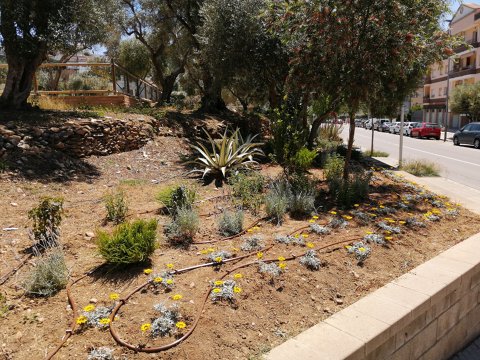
{"left": 444, "top": 26, "right": 452, "bottom": 142}
{"left": 369, "top": 111, "right": 374, "bottom": 156}
{"left": 399, "top": 102, "right": 405, "bottom": 168}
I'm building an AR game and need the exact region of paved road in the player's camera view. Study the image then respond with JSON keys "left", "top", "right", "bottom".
{"left": 341, "top": 126, "right": 480, "bottom": 190}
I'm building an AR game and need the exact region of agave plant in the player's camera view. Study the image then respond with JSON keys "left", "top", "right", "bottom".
{"left": 189, "top": 129, "right": 264, "bottom": 178}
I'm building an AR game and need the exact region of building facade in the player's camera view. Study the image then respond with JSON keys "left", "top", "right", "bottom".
{"left": 423, "top": 3, "right": 480, "bottom": 129}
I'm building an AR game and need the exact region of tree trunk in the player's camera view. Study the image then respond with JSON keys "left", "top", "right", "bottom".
{"left": 200, "top": 72, "right": 226, "bottom": 113}
{"left": 268, "top": 82, "right": 281, "bottom": 110}
{"left": 308, "top": 113, "right": 329, "bottom": 149}
{"left": 0, "top": 52, "right": 45, "bottom": 110}
{"left": 343, "top": 111, "right": 356, "bottom": 180}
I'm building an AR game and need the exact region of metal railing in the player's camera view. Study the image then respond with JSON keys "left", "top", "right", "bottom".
{"left": 0, "top": 61, "right": 161, "bottom": 102}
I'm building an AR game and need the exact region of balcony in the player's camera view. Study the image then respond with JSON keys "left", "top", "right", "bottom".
{"left": 423, "top": 96, "right": 431, "bottom": 104}
{"left": 449, "top": 65, "right": 477, "bottom": 78}
{"left": 454, "top": 38, "right": 480, "bottom": 53}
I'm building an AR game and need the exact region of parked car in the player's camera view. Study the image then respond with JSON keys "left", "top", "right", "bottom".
{"left": 379, "top": 121, "right": 392, "bottom": 132}
{"left": 411, "top": 122, "right": 441, "bottom": 140}
{"left": 365, "top": 118, "right": 375, "bottom": 130}
{"left": 374, "top": 119, "right": 391, "bottom": 131}
{"left": 403, "top": 122, "right": 420, "bottom": 136}
{"left": 453, "top": 122, "right": 480, "bottom": 149}
{"left": 354, "top": 118, "right": 365, "bottom": 127}
{"left": 389, "top": 122, "right": 401, "bottom": 134}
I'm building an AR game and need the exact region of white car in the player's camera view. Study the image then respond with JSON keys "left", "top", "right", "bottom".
{"left": 389, "top": 122, "right": 401, "bottom": 134}
{"left": 403, "top": 122, "right": 421, "bottom": 136}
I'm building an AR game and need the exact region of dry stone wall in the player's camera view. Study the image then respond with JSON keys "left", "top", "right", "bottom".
{"left": 0, "top": 115, "right": 161, "bottom": 159}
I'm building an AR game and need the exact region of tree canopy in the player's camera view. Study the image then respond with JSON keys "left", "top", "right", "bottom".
{"left": 451, "top": 82, "right": 480, "bottom": 122}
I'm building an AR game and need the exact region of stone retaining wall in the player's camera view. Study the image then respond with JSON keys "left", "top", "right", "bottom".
{"left": 0, "top": 115, "right": 161, "bottom": 159}
{"left": 266, "top": 233, "right": 480, "bottom": 360}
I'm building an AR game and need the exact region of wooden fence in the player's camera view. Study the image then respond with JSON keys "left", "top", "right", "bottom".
{"left": 0, "top": 61, "right": 162, "bottom": 105}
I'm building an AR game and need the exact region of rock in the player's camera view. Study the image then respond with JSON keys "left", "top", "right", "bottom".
{"left": 10, "top": 202, "right": 18, "bottom": 207}
{"left": 89, "top": 298, "right": 98, "bottom": 304}
{"left": 334, "top": 298, "right": 344, "bottom": 305}
{"left": 9, "top": 135, "right": 22, "bottom": 146}
{"left": 189, "top": 282, "right": 195, "bottom": 288}
{"left": 85, "top": 232, "right": 95, "bottom": 239}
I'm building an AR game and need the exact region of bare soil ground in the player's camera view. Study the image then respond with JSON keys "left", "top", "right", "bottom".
{"left": 1, "top": 114, "right": 480, "bottom": 360}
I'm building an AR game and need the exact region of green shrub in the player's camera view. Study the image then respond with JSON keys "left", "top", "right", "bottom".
{"left": 157, "top": 185, "right": 196, "bottom": 216}
{"left": 28, "top": 197, "right": 64, "bottom": 249}
{"left": 318, "top": 122, "right": 343, "bottom": 143}
{"left": 97, "top": 220, "right": 158, "bottom": 265}
{"left": 164, "top": 207, "right": 199, "bottom": 245}
{"left": 228, "top": 172, "right": 265, "bottom": 213}
{"left": 324, "top": 154, "right": 344, "bottom": 184}
{"left": 364, "top": 150, "right": 389, "bottom": 157}
{"left": 265, "top": 180, "right": 291, "bottom": 224}
{"left": 23, "top": 250, "right": 68, "bottom": 297}
{"left": 104, "top": 191, "right": 128, "bottom": 224}
{"left": 330, "top": 170, "right": 371, "bottom": 209}
{"left": 218, "top": 209, "right": 244, "bottom": 236}
{"left": 290, "top": 147, "right": 317, "bottom": 173}
{"left": 401, "top": 160, "right": 440, "bottom": 177}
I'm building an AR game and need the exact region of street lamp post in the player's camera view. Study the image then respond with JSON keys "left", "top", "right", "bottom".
{"left": 444, "top": 26, "right": 452, "bottom": 142}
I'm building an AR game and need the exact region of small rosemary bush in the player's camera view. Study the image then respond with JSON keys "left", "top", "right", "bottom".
{"left": 97, "top": 219, "right": 158, "bottom": 265}
{"left": 218, "top": 209, "right": 244, "bottom": 236}
{"left": 299, "top": 250, "right": 321, "bottom": 270}
{"left": 228, "top": 172, "right": 265, "bottom": 213}
{"left": 28, "top": 197, "right": 64, "bottom": 249}
{"left": 23, "top": 249, "right": 68, "bottom": 297}
{"left": 88, "top": 347, "right": 115, "bottom": 360}
{"left": 157, "top": 185, "right": 196, "bottom": 216}
{"left": 164, "top": 207, "right": 199, "bottom": 244}
{"left": 104, "top": 191, "right": 128, "bottom": 224}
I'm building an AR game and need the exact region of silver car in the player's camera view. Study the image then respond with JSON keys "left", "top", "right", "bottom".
{"left": 389, "top": 122, "right": 401, "bottom": 134}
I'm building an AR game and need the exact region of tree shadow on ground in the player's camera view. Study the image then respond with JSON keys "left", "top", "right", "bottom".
{"left": 1, "top": 147, "right": 100, "bottom": 183}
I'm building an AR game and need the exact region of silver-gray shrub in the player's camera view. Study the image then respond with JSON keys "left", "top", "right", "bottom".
{"left": 258, "top": 261, "right": 283, "bottom": 277}
{"left": 329, "top": 217, "right": 348, "bottom": 229}
{"left": 84, "top": 306, "right": 113, "bottom": 328}
{"left": 288, "top": 189, "right": 316, "bottom": 217}
{"left": 265, "top": 180, "right": 290, "bottom": 224}
{"left": 352, "top": 210, "right": 370, "bottom": 224}
{"left": 150, "top": 271, "right": 175, "bottom": 290}
{"left": 406, "top": 217, "right": 426, "bottom": 228}
{"left": 165, "top": 206, "right": 199, "bottom": 244}
{"left": 210, "top": 280, "right": 237, "bottom": 302}
{"left": 299, "top": 250, "right": 321, "bottom": 270}
{"left": 241, "top": 235, "right": 263, "bottom": 251}
{"left": 151, "top": 303, "right": 180, "bottom": 337}
{"left": 275, "top": 234, "right": 304, "bottom": 246}
{"left": 87, "top": 347, "right": 115, "bottom": 360}
{"left": 23, "top": 249, "right": 68, "bottom": 297}
{"left": 218, "top": 209, "right": 244, "bottom": 236}
{"left": 377, "top": 222, "right": 401, "bottom": 234}
{"left": 207, "top": 250, "right": 233, "bottom": 262}
{"left": 376, "top": 206, "right": 397, "bottom": 215}
{"left": 363, "top": 233, "right": 386, "bottom": 246}
{"left": 310, "top": 224, "right": 331, "bottom": 235}
{"left": 347, "top": 242, "right": 371, "bottom": 264}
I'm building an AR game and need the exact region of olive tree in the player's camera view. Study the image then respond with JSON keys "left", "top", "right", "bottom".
{"left": 0, "top": 0, "right": 110, "bottom": 109}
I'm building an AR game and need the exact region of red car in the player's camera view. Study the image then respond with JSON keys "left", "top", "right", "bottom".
{"left": 411, "top": 122, "right": 441, "bottom": 140}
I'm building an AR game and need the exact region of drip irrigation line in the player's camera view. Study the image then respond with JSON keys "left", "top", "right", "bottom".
{"left": 0, "top": 253, "right": 33, "bottom": 286}
{"left": 46, "top": 263, "right": 106, "bottom": 360}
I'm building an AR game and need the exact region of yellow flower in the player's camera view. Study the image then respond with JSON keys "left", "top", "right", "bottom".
{"left": 342, "top": 215, "right": 353, "bottom": 220}
{"left": 253, "top": 226, "right": 260, "bottom": 230}
{"left": 233, "top": 273, "right": 243, "bottom": 279}
{"left": 214, "top": 280, "right": 224, "bottom": 286}
{"left": 371, "top": 207, "right": 378, "bottom": 211}
{"left": 172, "top": 294, "right": 183, "bottom": 301}
{"left": 385, "top": 230, "right": 392, "bottom": 235}
{"left": 214, "top": 257, "right": 223, "bottom": 263}
{"left": 380, "top": 205, "right": 385, "bottom": 209}
{"left": 99, "top": 318, "right": 110, "bottom": 325}
{"left": 144, "top": 268, "right": 153, "bottom": 275}
{"left": 278, "top": 256, "right": 286, "bottom": 261}
{"left": 247, "top": 229, "right": 254, "bottom": 233}
{"left": 212, "top": 288, "right": 221, "bottom": 293}
{"left": 278, "top": 262, "right": 287, "bottom": 270}
{"left": 83, "top": 304, "right": 95, "bottom": 312}
{"left": 141, "top": 323, "right": 151, "bottom": 332}
{"left": 153, "top": 277, "right": 163, "bottom": 283}
{"left": 76, "top": 316, "right": 87, "bottom": 325}
{"left": 109, "top": 293, "right": 119, "bottom": 301}
{"left": 200, "top": 249, "right": 209, "bottom": 255}
{"left": 257, "top": 252, "right": 263, "bottom": 259}
{"left": 176, "top": 321, "right": 187, "bottom": 329}
{"left": 166, "top": 279, "right": 174, "bottom": 285}
{"left": 233, "top": 286, "right": 242, "bottom": 293}
{"left": 166, "top": 263, "right": 174, "bottom": 269}
{"left": 312, "top": 216, "right": 319, "bottom": 219}
{"left": 306, "top": 242, "right": 314, "bottom": 249}
{"left": 294, "top": 234, "right": 300, "bottom": 238}
{"left": 358, "top": 247, "right": 366, "bottom": 252}
{"left": 354, "top": 204, "right": 360, "bottom": 207}
{"left": 369, "top": 213, "right": 377, "bottom": 217}
{"left": 385, "top": 236, "right": 393, "bottom": 241}
{"left": 308, "top": 219, "right": 315, "bottom": 223}
{"left": 387, "top": 219, "right": 395, "bottom": 223}
{"left": 232, "top": 248, "right": 239, "bottom": 252}
{"left": 345, "top": 245, "right": 352, "bottom": 250}
{"left": 399, "top": 221, "right": 406, "bottom": 225}
{"left": 365, "top": 231, "right": 373, "bottom": 235}
{"left": 330, "top": 211, "right": 337, "bottom": 215}
{"left": 302, "top": 234, "right": 309, "bottom": 238}
{"left": 207, "top": 248, "right": 215, "bottom": 253}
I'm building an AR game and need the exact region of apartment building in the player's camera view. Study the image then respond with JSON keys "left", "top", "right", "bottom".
{"left": 423, "top": 3, "right": 480, "bottom": 129}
